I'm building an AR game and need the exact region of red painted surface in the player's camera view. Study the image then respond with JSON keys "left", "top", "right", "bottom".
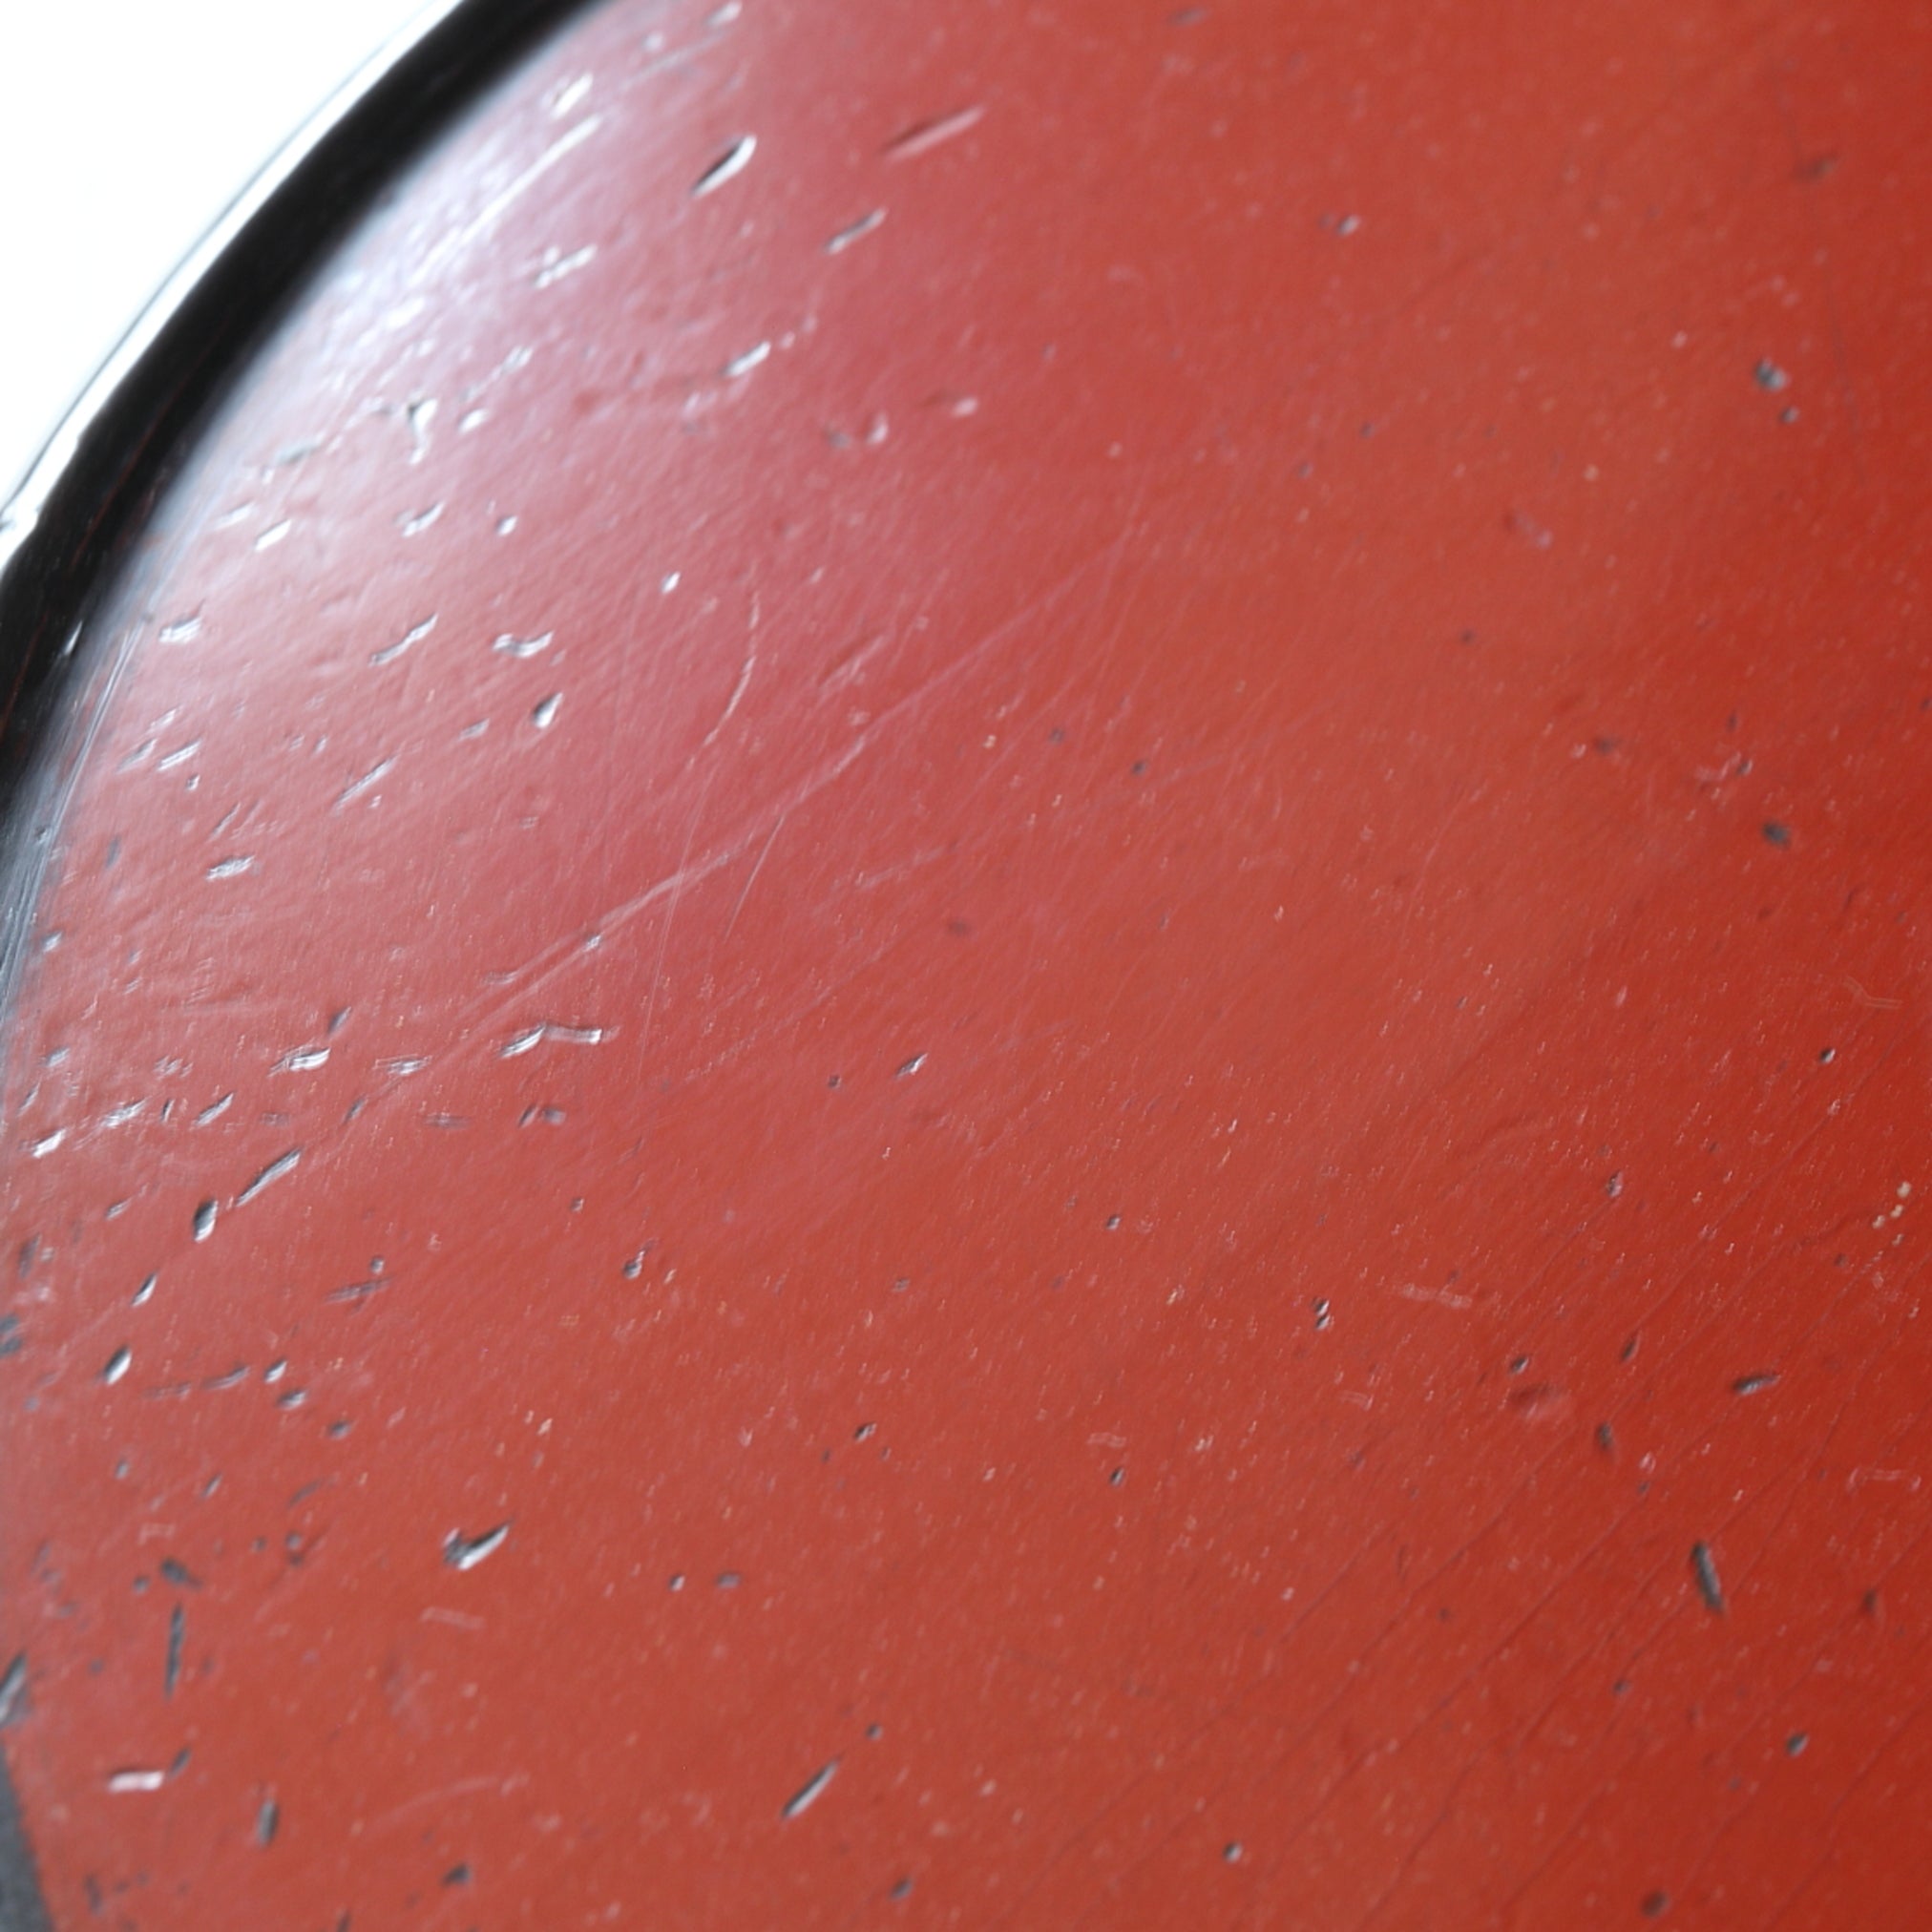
{"left": 4, "top": 0, "right": 1932, "bottom": 1924}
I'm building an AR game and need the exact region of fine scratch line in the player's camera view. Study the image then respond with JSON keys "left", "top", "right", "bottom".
{"left": 444, "top": 1523, "right": 510, "bottom": 1572}
{"left": 452, "top": 539, "right": 1120, "bottom": 1048}
{"left": 236, "top": 1148, "right": 302, "bottom": 1207}
{"left": 88, "top": 539, "right": 1153, "bottom": 1316}
{"left": 692, "top": 134, "right": 757, "bottom": 197}
{"left": 427, "top": 116, "right": 604, "bottom": 271}
{"left": 724, "top": 812, "right": 786, "bottom": 940}
{"left": 638, "top": 776, "right": 714, "bottom": 1064}
{"left": 702, "top": 597, "right": 759, "bottom": 747}
{"left": 782, "top": 1759, "right": 839, "bottom": 1819}
{"left": 334, "top": 758, "right": 396, "bottom": 809}
{"left": 885, "top": 104, "right": 985, "bottom": 160}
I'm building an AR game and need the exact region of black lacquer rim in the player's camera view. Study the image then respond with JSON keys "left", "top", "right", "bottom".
{"left": 0, "top": 0, "right": 572, "bottom": 776}
{"left": 0, "top": 0, "right": 578, "bottom": 1916}
{"left": 0, "top": 0, "right": 574, "bottom": 779}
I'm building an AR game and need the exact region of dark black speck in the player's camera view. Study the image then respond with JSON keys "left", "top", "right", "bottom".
{"left": 1762, "top": 821, "right": 1792, "bottom": 847}
{"left": 0, "top": 1655, "right": 27, "bottom": 1729}
{"left": 164, "top": 1605, "right": 184, "bottom": 1698}
{"left": 1690, "top": 1542, "right": 1726, "bottom": 1616}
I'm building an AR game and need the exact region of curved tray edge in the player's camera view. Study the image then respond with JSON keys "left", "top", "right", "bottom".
{"left": 0, "top": 2, "right": 583, "bottom": 1916}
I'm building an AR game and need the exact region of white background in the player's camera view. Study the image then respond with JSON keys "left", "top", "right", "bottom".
{"left": 0, "top": 2, "right": 428, "bottom": 503}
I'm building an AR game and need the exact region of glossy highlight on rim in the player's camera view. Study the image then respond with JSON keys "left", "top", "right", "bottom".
{"left": 0, "top": 1, "right": 578, "bottom": 939}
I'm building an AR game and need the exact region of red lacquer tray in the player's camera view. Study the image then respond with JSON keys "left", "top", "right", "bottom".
{"left": 1, "top": 2, "right": 1928, "bottom": 1925}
